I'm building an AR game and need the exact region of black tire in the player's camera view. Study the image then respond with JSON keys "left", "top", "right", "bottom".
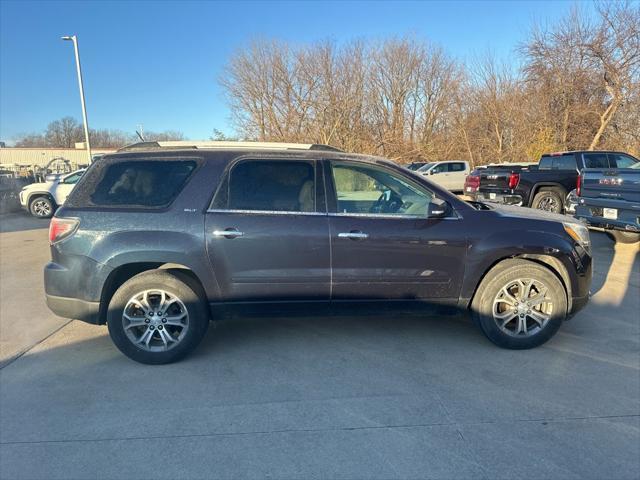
{"left": 107, "top": 270, "right": 209, "bottom": 364}
{"left": 471, "top": 259, "right": 567, "bottom": 349}
{"left": 531, "top": 190, "right": 563, "bottom": 213}
{"left": 607, "top": 230, "right": 640, "bottom": 244}
{"left": 29, "top": 195, "right": 54, "bottom": 218}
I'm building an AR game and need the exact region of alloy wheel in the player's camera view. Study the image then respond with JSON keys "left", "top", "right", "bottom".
{"left": 32, "top": 200, "right": 51, "bottom": 217}
{"left": 537, "top": 196, "right": 559, "bottom": 212}
{"left": 492, "top": 278, "right": 553, "bottom": 337}
{"left": 122, "top": 289, "right": 190, "bottom": 352}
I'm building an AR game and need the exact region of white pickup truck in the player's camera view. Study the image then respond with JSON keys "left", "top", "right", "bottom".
{"left": 414, "top": 160, "right": 470, "bottom": 192}
{"left": 19, "top": 169, "right": 85, "bottom": 218}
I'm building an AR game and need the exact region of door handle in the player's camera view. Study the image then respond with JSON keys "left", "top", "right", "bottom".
{"left": 213, "top": 228, "right": 244, "bottom": 239}
{"left": 338, "top": 231, "right": 369, "bottom": 240}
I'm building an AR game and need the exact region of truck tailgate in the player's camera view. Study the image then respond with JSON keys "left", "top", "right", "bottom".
{"left": 581, "top": 169, "right": 640, "bottom": 203}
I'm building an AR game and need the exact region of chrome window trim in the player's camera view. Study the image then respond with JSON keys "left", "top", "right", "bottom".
{"left": 328, "top": 212, "right": 460, "bottom": 220}
{"left": 206, "top": 209, "right": 460, "bottom": 220}
{"left": 207, "top": 208, "right": 326, "bottom": 216}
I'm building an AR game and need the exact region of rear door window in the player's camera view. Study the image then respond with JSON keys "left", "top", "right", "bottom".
{"left": 67, "top": 159, "right": 197, "bottom": 208}
{"left": 449, "top": 162, "right": 465, "bottom": 172}
{"left": 213, "top": 160, "right": 316, "bottom": 213}
{"left": 583, "top": 153, "right": 610, "bottom": 169}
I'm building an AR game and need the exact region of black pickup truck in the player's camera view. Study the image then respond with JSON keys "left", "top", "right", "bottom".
{"left": 464, "top": 151, "right": 638, "bottom": 213}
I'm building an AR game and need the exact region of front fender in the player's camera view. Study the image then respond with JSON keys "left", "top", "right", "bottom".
{"left": 25, "top": 190, "right": 56, "bottom": 206}
{"left": 460, "top": 228, "right": 588, "bottom": 309}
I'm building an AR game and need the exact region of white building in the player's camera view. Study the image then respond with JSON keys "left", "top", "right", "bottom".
{"left": 0, "top": 146, "right": 116, "bottom": 169}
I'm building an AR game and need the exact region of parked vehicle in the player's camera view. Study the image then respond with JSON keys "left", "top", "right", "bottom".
{"left": 465, "top": 152, "right": 636, "bottom": 214}
{"left": 0, "top": 170, "right": 30, "bottom": 214}
{"left": 415, "top": 160, "right": 470, "bottom": 192}
{"left": 19, "top": 169, "right": 85, "bottom": 218}
{"left": 45, "top": 141, "right": 592, "bottom": 364}
{"left": 464, "top": 163, "right": 532, "bottom": 200}
{"left": 575, "top": 156, "right": 640, "bottom": 244}
{"left": 406, "top": 161, "right": 429, "bottom": 171}
{"left": 565, "top": 189, "right": 579, "bottom": 214}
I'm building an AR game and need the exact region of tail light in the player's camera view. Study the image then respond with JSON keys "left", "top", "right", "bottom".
{"left": 464, "top": 174, "right": 480, "bottom": 192}
{"left": 508, "top": 172, "right": 520, "bottom": 190}
{"left": 576, "top": 174, "right": 582, "bottom": 196}
{"left": 49, "top": 217, "right": 79, "bottom": 244}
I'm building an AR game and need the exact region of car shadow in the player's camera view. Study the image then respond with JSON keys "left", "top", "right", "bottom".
{"left": 589, "top": 231, "right": 639, "bottom": 296}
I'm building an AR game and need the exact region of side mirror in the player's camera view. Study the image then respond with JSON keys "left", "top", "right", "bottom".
{"left": 427, "top": 199, "right": 450, "bottom": 218}
{"left": 429, "top": 170, "right": 436, "bottom": 175}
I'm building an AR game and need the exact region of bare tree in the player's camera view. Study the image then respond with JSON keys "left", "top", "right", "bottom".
{"left": 12, "top": 118, "right": 184, "bottom": 148}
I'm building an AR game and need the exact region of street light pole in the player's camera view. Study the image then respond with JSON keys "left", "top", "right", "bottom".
{"left": 62, "top": 35, "right": 92, "bottom": 164}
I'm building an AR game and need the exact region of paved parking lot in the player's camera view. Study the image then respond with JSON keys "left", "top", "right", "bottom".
{"left": 0, "top": 212, "right": 638, "bottom": 479}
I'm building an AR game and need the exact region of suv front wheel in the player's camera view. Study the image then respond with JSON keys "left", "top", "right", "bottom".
{"left": 471, "top": 259, "right": 567, "bottom": 349}
{"left": 107, "top": 270, "right": 209, "bottom": 364}
{"left": 29, "top": 196, "right": 55, "bottom": 218}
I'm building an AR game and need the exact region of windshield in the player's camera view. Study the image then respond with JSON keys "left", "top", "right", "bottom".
{"left": 416, "top": 163, "right": 435, "bottom": 172}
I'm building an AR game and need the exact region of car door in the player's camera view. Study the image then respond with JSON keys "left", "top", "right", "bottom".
{"left": 51, "top": 171, "right": 83, "bottom": 205}
{"left": 205, "top": 158, "right": 331, "bottom": 302}
{"left": 448, "top": 162, "right": 467, "bottom": 191}
{"left": 428, "top": 163, "right": 452, "bottom": 189}
{"left": 325, "top": 160, "right": 467, "bottom": 301}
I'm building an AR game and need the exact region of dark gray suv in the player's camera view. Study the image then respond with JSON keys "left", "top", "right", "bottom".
{"left": 45, "top": 142, "right": 592, "bottom": 364}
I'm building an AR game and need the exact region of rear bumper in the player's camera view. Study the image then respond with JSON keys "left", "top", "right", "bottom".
{"left": 575, "top": 203, "right": 640, "bottom": 233}
{"left": 467, "top": 192, "right": 523, "bottom": 206}
{"left": 44, "top": 257, "right": 112, "bottom": 324}
{"left": 46, "top": 294, "right": 101, "bottom": 324}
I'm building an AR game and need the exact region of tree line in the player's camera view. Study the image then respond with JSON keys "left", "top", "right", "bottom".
{"left": 221, "top": 2, "right": 639, "bottom": 165}
{"left": 13, "top": 117, "right": 185, "bottom": 149}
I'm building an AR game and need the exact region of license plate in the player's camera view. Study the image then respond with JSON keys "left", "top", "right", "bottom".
{"left": 466, "top": 187, "right": 473, "bottom": 192}
{"left": 603, "top": 208, "right": 618, "bottom": 219}
{"left": 489, "top": 193, "right": 496, "bottom": 199}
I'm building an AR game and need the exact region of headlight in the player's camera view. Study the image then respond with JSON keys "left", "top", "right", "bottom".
{"left": 563, "top": 222, "right": 590, "bottom": 250}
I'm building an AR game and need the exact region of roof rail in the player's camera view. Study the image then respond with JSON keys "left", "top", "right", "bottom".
{"left": 117, "top": 141, "right": 343, "bottom": 152}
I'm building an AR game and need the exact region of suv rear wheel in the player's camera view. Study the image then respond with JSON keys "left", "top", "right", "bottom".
{"left": 107, "top": 270, "right": 209, "bottom": 364}
{"left": 471, "top": 259, "right": 567, "bottom": 349}
{"left": 531, "top": 190, "right": 564, "bottom": 213}
{"left": 29, "top": 195, "right": 54, "bottom": 218}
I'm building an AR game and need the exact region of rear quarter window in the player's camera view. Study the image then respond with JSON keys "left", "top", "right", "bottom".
{"left": 538, "top": 156, "right": 553, "bottom": 169}
{"left": 65, "top": 158, "right": 197, "bottom": 209}
{"left": 539, "top": 155, "right": 575, "bottom": 170}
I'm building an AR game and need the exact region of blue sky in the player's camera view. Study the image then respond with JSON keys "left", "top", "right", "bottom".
{"left": 0, "top": 0, "right": 595, "bottom": 143}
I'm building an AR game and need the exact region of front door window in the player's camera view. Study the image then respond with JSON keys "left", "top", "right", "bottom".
{"left": 331, "top": 162, "right": 433, "bottom": 216}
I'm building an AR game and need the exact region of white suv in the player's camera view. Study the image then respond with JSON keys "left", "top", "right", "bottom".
{"left": 415, "top": 161, "right": 470, "bottom": 192}
{"left": 19, "top": 169, "right": 85, "bottom": 218}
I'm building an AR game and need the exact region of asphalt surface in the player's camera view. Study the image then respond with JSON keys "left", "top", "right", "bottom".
{"left": 0, "top": 212, "right": 638, "bottom": 479}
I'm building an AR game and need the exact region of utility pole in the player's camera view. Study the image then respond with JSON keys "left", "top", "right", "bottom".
{"left": 62, "top": 35, "right": 92, "bottom": 164}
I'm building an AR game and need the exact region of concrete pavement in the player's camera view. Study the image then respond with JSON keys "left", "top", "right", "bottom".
{"left": 0, "top": 214, "right": 70, "bottom": 367}
{"left": 0, "top": 213, "right": 638, "bottom": 479}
